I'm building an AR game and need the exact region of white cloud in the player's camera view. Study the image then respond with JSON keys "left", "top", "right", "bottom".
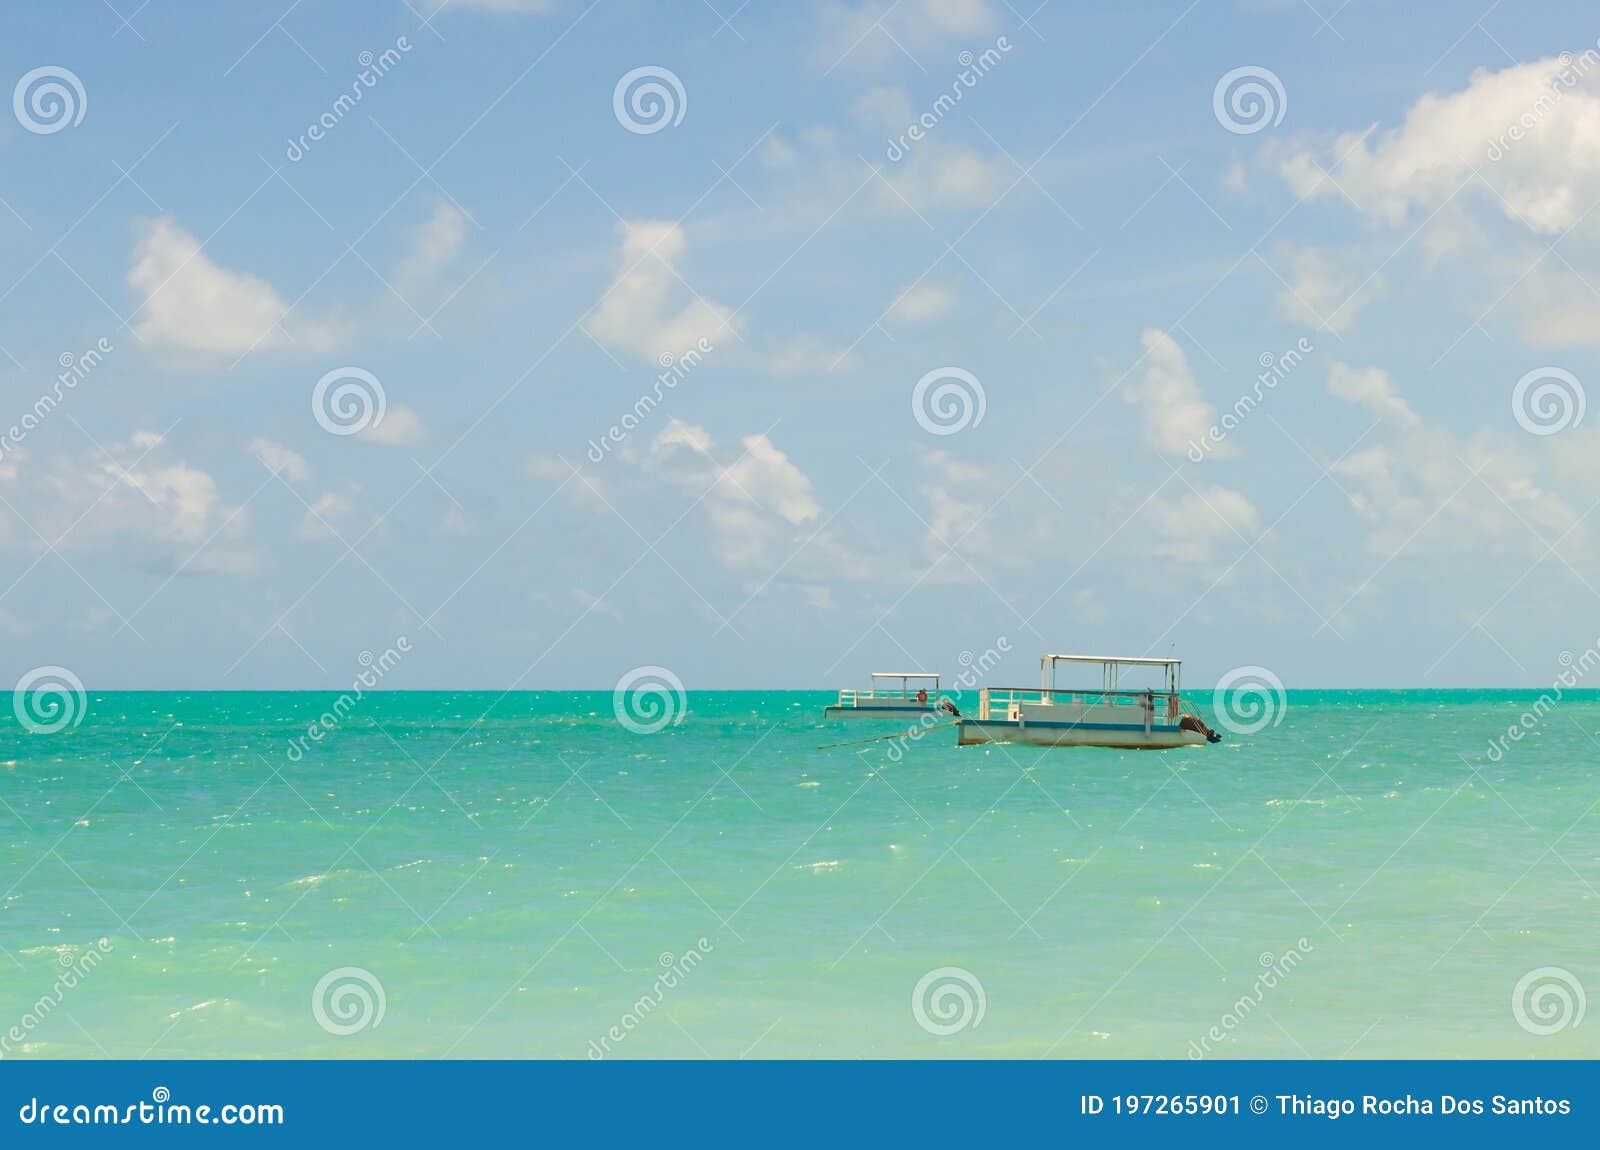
{"left": 1331, "top": 425, "right": 1579, "bottom": 560}
{"left": 1327, "top": 363, "right": 1419, "bottom": 427}
{"left": 646, "top": 420, "right": 828, "bottom": 573}
{"left": 359, "top": 403, "right": 427, "bottom": 447}
{"left": 588, "top": 220, "right": 735, "bottom": 365}
{"left": 1124, "top": 329, "right": 1227, "bottom": 458}
{"left": 876, "top": 143, "right": 1009, "bottom": 212}
{"left": 816, "top": 0, "right": 995, "bottom": 69}
{"left": 1279, "top": 55, "right": 1600, "bottom": 235}
{"left": 1270, "top": 243, "right": 1376, "bottom": 333}
{"left": 586, "top": 221, "right": 851, "bottom": 374}
{"left": 128, "top": 218, "right": 338, "bottom": 357}
{"left": 1152, "top": 484, "right": 1261, "bottom": 565}
{"left": 249, "top": 438, "right": 312, "bottom": 483}
{"left": 886, "top": 280, "right": 958, "bottom": 324}
{"left": 396, "top": 201, "right": 467, "bottom": 299}
{"left": 722, "top": 434, "right": 821, "bottom": 526}
{"left": 650, "top": 418, "right": 715, "bottom": 461}
{"left": 297, "top": 490, "right": 356, "bottom": 542}
{"left": 4, "top": 430, "right": 256, "bottom": 574}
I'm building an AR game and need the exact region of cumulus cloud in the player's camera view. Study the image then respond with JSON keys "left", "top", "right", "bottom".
{"left": 1327, "top": 363, "right": 1419, "bottom": 427}
{"left": 588, "top": 220, "right": 735, "bottom": 365}
{"left": 1279, "top": 55, "right": 1600, "bottom": 235}
{"left": 1124, "top": 329, "right": 1227, "bottom": 458}
{"left": 359, "top": 403, "right": 428, "bottom": 447}
{"left": 3, "top": 430, "right": 255, "bottom": 574}
{"left": 128, "top": 218, "right": 338, "bottom": 357}
{"left": 249, "top": 438, "right": 312, "bottom": 483}
{"left": 647, "top": 419, "right": 830, "bottom": 573}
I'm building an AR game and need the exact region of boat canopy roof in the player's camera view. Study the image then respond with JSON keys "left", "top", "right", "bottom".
{"left": 1040, "top": 654, "right": 1182, "bottom": 693}
{"left": 1040, "top": 654, "right": 1180, "bottom": 667}
{"left": 870, "top": 672, "right": 940, "bottom": 681}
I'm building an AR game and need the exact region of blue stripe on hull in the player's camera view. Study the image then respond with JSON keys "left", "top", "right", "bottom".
{"left": 824, "top": 705, "right": 938, "bottom": 716}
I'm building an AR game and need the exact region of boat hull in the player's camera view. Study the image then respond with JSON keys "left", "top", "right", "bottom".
{"left": 824, "top": 703, "right": 938, "bottom": 719}
{"left": 956, "top": 718, "right": 1207, "bottom": 749}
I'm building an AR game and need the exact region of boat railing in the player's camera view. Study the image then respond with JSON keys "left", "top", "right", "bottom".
{"left": 978, "top": 686, "right": 1181, "bottom": 721}
{"left": 836, "top": 688, "right": 931, "bottom": 705}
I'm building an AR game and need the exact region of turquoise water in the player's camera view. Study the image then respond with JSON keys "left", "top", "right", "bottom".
{"left": 1, "top": 690, "right": 1596, "bottom": 1059}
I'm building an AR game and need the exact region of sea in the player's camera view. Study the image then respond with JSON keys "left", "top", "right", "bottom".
{"left": 1, "top": 689, "right": 1595, "bottom": 1059}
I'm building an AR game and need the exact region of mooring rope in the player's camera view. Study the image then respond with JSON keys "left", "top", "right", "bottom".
{"left": 816, "top": 719, "right": 960, "bottom": 750}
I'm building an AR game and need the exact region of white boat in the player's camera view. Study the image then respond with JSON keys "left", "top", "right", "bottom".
{"left": 956, "top": 654, "right": 1219, "bottom": 749}
{"left": 825, "top": 672, "right": 948, "bottom": 718}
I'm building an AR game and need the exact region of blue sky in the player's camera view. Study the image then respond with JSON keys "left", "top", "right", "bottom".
{"left": 3, "top": 0, "right": 1600, "bottom": 689}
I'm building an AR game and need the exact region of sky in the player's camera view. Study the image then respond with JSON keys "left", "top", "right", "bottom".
{"left": 4, "top": 0, "right": 1600, "bottom": 690}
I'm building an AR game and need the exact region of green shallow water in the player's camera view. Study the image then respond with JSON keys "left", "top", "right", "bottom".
{"left": 1, "top": 690, "right": 1597, "bottom": 1059}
